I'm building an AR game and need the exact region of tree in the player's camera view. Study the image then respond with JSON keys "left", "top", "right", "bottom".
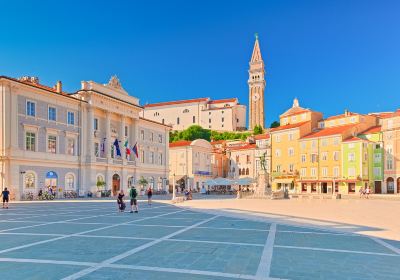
{"left": 270, "top": 121, "right": 280, "bottom": 128}
{"left": 253, "top": 125, "right": 263, "bottom": 135}
{"left": 138, "top": 176, "right": 148, "bottom": 191}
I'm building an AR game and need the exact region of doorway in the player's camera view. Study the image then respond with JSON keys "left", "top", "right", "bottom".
{"left": 321, "top": 183, "right": 328, "bottom": 194}
{"left": 374, "top": 181, "right": 382, "bottom": 194}
{"left": 397, "top": 178, "right": 400, "bottom": 194}
{"left": 112, "top": 174, "right": 120, "bottom": 196}
{"left": 387, "top": 177, "right": 394, "bottom": 194}
{"left": 348, "top": 183, "right": 355, "bottom": 193}
{"left": 45, "top": 171, "right": 58, "bottom": 191}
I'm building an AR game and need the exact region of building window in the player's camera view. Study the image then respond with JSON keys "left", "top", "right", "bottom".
{"left": 48, "top": 107, "right": 57, "bottom": 121}
{"left": 159, "top": 153, "right": 163, "bottom": 165}
{"left": 288, "top": 147, "right": 294, "bottom": 157}
{"left": 301, "top": 154, "right": 306, "bottom": 163}
{"left": 322, "top": 139, "right": 328, "bottom": 146}
{"left": 246, "top": 168, "right": 249, "bottom": 175}
{"left": 348, "top": 153, "right": 355, "bottom": 162}
{"left": 333, "top": 151, "right": 339, "bottom": 161}
{"left": 333, "top": 138, "right": 339, "bottom": 145}
{"left": 276, "top": 165, "right": 281, "bottom": 172}
{"left": 67, "top": 112, "right": 75, "bottom": 125}
{"left": 162, "top": 119, "right": 164, "bottom": 124}
{"left": 26, "top": 101, "right": 36, "bottom": 117}
{"left": 373, "top": 167, "right": 380, "bottom": 177}
{"left": 322, "top": 167, "right": 328, "bottom": 177}
{"left": 349, "top": 143, "right": 354, "bottom": 149}
{"left": 300, "top": 168, "right": 306, "bottom": 177}
{"left": 65, "top": 173, "right": 75, "bottom": 190}
{"left": 275, "top": 135, "right": 280, "bottom": 142}
{"left": 25, "top": 132, "right": 36, "bottom": 151}
{"left": 24, "top": 172, "right": 36, "bottom": 189}
{"left": 301, "top": 142, "right": 306, "bottom": 149}
{"left": 311, "top": 168, "right": 316, "bottom": 177}
{"left": 222, "top": 117, "right": 224, "bottom": 122}
{"left": 94, "top": 118, "right": 99, "bottom": 130}
{"left": 140, "top": 150, "right": 145, "bottom": 163}
{"left": 209, "top": 119, "right": 211, "bottom": 123}
{"left": 246, "top": 155, "right": 250, "bottom": 164}
{"left": 158, "top": 134, "right": 162, "bottom": 143}
{"left": 193, "top": 116, "right": 196, "bottom": 123}
{"left": 48, "top": 135, "right": 57, "bottom": 153}
{"left": 288, "top": 133, "right": 294, "bottom": 141}
{"left": 140, "top": 130, "right": 145, "bottom": 140}
{"left": 236, "top": 155, "right": 240, "bottom": 163}
{"left": 289, "top": 164, "right": 294, "bottom": 172}
{"left": 183, "top": 109, "right": 189, "bottom": 113}
{"left": 373, "top": 153, "right": 381, "bottom": 163}
{"left": 150, "top": 133, "right": 154, "bottom": 142}
{"left": 177, "top": 117, "right": 180, "bottom": 125}
{"left": 67, "top": 138, "right": 75, "bottom": 155}
{"left": 321, "top": 152, "right": 327, "bottom": 161}
{"left": 348, "top": 168, "right": 355, "bottom": 177}
{"left": 333, "top": 166, "right": 339, "bottom": 177}
{"left": 94, "top": 142, "right": 99, "bottom": 157}
{"left": 150, "top": 151, "right": 154, "bottom": 164}
{"left": 125, "top": 126, "right": 128, "bottom": 137}
{"left": 311, "top": 140, "right": 316, "bottom": 148}
{"left": 311, "top": 154, "right": 318, "bottom": 163}
{"left": 275, "top": 149, "right": 281, "bottom": 157}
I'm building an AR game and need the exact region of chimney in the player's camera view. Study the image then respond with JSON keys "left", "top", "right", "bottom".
{"left": 344, "top": 109, "right": 349, "bottom": 116}
{"left": 56, "top": 81, "right": 62, "bottom": 93}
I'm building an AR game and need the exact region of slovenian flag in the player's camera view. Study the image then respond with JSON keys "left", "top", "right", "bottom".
{"left": 113, "top": 138, "right": 121, "bottom": 157}
{"left": 132, "top": 142, "right": 139, "bottom": 158}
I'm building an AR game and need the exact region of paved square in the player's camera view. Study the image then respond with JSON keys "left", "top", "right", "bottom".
{"left": 0, "top": 201, "right": 399, "bottom": 280}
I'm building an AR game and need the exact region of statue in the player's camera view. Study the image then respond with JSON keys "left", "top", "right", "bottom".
{"left": 260, "top": 152, "right": 267, "bottom": 171}
{"left": 108, "top": 75, "right": 122, "bottom": 90}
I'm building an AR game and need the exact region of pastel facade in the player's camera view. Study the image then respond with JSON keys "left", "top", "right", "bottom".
{"left": 143, "top": 98, "right": 246, "bottom": 131}
{"left": 0, "top": 76, "right": 170, "bottom": 200}
{"left": 270, "top": 98, "right": 323, "bottom": 193}
{"left": 381, "top": 110, "right": 400, "bottom": 194}
{"left": 168, "top": 139, "right": 213, "bottom": 191}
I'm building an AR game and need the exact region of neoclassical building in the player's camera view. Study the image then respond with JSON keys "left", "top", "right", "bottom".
{"left": 0, "top": 75, "right": 170, "bottom": 200}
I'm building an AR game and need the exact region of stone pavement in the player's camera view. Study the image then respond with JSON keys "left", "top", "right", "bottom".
{"left": 0, "top": 201, "right": 399, "bottom": 279}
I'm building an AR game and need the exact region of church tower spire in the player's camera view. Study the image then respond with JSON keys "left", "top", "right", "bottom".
{"left": 248, "top": 33, "right": 266, "bottom": 129}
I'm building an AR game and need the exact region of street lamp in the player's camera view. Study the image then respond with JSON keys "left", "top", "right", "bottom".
{"left": 172, "top": 173, "right": 176, "bottom": 200}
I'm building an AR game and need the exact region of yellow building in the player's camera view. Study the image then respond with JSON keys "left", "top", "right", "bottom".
{"left": 270, "top": 98, "right": 322, "bottom": 193}
{"left": 297, "top": 111, "right": 377, "bottom": 194}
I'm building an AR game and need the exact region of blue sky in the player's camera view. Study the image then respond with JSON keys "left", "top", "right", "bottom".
{"left": 1, "top": 0, "right": 399, "bottom": 126}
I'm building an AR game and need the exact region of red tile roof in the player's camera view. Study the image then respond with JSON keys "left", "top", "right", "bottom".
{"left": 208, "top": 98, "right": 237, "bottom": 104}
{"left": 254, "top": 134, "right": 270, "bottom": 140}
{"left": 270, "top": 121, "right": 310, "bottom": 132}
{"left": 301, "top": 124, "right": 357, "bottom": 139}
{"left": 380, "top": 109, "right": 400, "bottom": 119}
{"left": 0, "top": 75, "right": 70, "bottom": 96}
{"left": 281, "top": 109, "right": 311, "bottom": 118}
{"left": 210, "top": 140, "right": 226, "bottom": 145}
{"left": 227, "top": 143, "right": 256, "bottom": 151}
{"left": 325, "top": 112, "right": 358, "bottom": 120}
{"left": 342, "top": 136, "right": 366, "bottom": 143}
{"left": 360, "top": 126, "right": 381, "bottom": 134}
{"left": 144, "top": 98, "right": 209, "bottom": 108}
{"left": 169, "top": 140, "right": 192, "bottom": 148}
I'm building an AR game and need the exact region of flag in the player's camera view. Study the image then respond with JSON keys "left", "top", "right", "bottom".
{"left": 113, "top": 138, "right": 121, "bottom": 157}
{"left": 124, "top": 140, "right": 131, "bottom": 156}
{"left": 132, "top": 142, "right": 139, "bottom": 158}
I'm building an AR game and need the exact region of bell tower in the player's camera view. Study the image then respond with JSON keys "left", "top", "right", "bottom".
{"left": 248, "top": 33, "right": 266, "bottom": 129}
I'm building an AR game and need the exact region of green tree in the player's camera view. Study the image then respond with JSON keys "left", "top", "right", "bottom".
{"left": 253, "top": 125, "right": 263, "bottom": 135}
{"left": 270, "top": 121, "right": 280, "bottom": 128}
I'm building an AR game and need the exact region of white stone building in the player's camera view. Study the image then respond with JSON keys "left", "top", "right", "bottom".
{"left": 0, "top": 75, "right": 170, "bottom": 200}
{"left": 168, "top": 139, "right": 213, "bottom": 191}
{"left": 143, "top": 97, "right": 246, "bottom": 131}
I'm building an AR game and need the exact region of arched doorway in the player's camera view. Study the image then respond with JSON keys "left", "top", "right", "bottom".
{"left": 397, "top": 177, "right": 400, "bottom": 194}
{"left": 112, "top": 174, "right": 120, "bottom": 196}
{"left": 387, "top": 177, "right": 394, "bottom": 194}
{"left": 45, "top": 171, "right": 58, "bottom": 191}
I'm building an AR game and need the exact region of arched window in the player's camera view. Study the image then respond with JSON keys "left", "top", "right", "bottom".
{"left": 24, "top": 172, "right": 36, "bottom": 189}
{"left": 97, "top": 174, "right": 105, "bottom": 184}
{"left": 183, "top": 109, "right": 189, "bottom": 113}
{"left": 239, "top": 169, "right": 242, "bottom": 175}
{"left": 246, "top": 168, "right": 249, "bottom": 175}
{"left": 242, "top": 168, "right": 245, "bottom": 175}
{"left": 65, "top": 173, "right": 75, "bottom": 190}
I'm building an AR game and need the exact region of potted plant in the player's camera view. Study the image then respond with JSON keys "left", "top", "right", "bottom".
{"left": 138, "top": 176, "right": 148, "bottom": 196}
{"left": 96, "top": 180, "right": 106, "bottom": 198}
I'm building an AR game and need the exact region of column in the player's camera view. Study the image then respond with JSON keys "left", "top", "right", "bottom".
{"left": 106, "top": 112, "right": 111, "bottom": 159}
{"left": 120, "top": 115, "right": 126, "bottom": 160}
{"left": 87, "top": 105, "right": 94, "bottom": 161}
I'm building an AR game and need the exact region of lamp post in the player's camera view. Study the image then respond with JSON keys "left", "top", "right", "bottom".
{"left": 172, "top": 173, "right": 176, "bottom": 200}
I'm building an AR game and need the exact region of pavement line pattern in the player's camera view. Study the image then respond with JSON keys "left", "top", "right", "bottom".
{"left": 0, "top": 207, "right": 184, "bottom": 254}
{"left": 61, "top": 215, "right": 220, "bottom": 280}
{"left": 369, "top": 237, "right": 400, "bottom": 255}
{"left": 274, "top": 245, "right": 400, "bottom": 257}
{"left": 256, "top": 223, "right": 276, "bottom": 279}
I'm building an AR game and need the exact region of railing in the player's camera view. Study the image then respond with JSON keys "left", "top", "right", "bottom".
{"left": 113, "top": 159, "right": 123, "bottom": 165}
{"left": 96, "top": 157, "right": 107, "bottom": 163}
{"left": 127, "top": 161, "right": 136, "bottom": 166}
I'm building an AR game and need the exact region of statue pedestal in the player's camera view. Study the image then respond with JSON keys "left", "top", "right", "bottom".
{"left": 254, "top": 170, "right": 271, "bottom": 198}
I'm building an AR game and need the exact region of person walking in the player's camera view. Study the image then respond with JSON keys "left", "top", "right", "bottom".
{"left": 359, "top": 187, "right": 365, "bottom": 198}
{"left": 366, "top": 186, "right": 371, "bottom": 199}
{"left": 1, "top": 188, "right": 10, "bottom": 209}
{"left": 129, "top": 186, "right": 138, "bottom": 213}
{"left": 117, "top": 190, "right": 125, "bottom": 212}
{"left": 147, "top": 187, "right": 153, "bottom": 205}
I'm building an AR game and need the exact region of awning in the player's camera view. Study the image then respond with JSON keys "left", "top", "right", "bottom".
{"left": 274, "top": 178, "right": 294, "bottom": 184}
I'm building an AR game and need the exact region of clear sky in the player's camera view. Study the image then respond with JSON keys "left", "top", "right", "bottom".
{"left": 1, "top": 0, "right": 399, "bottom": 126}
